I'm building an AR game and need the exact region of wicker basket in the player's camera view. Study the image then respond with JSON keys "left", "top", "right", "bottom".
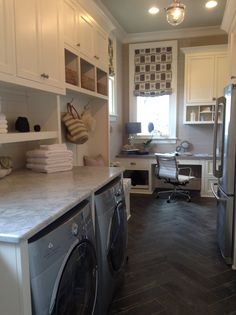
{"left": 97, "top": 82, "right": 108, "bottom": 96}
{"left": 81, "top": 75, "right": 95, "bottom": 91}
{"left": 65, "top": 68, "right": 78, "bottom": 86}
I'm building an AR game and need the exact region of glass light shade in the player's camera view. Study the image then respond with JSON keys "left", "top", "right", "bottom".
{"left": 166, "top": 1, "right": 185, "bottom": 26}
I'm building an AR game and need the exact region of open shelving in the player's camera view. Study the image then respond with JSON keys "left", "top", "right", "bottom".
{"left": 184, "top": 104, "right": 223, "bottom": 124}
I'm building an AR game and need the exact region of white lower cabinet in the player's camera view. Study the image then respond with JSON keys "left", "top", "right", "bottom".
{"left": 116, "top": 157, "right": 153, "bottom": 194}
{"left": 116, "top": 157, "right": 218, "bottom": 197}
{"left": 0, "top": 241, "right": 32, "bottom": 315}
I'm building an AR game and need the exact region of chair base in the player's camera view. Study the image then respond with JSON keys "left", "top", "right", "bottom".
{"left": 156, "top": 187, "right": 191, "bottom": 203}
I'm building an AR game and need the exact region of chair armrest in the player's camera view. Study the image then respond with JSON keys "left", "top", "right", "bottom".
{"left": 178, "top": 166, "right": 192, "bottom": 177}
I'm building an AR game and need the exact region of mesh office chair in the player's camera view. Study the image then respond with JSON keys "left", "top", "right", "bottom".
{"left": 155, "top": 154, "right": 195, "bottom": 203}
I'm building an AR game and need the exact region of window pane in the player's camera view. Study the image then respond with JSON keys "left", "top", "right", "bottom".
{"left": 137, "top": 95, "right": 170, "bottom": 137}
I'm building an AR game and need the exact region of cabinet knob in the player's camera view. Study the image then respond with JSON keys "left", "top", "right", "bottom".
{"left": 231, "top": 76, "right": 236, "bottom": 79}
{"left": 41, "top": 73, "right": 49, "bottom": 79}
{"left": 94, "top": 55, "right": 99, "bottom": 60}
{"left": 77, "top": 43, "right": 80, "bottom": 47}
{"left": 212, "top": 97, "right": 216, "bottom": 101}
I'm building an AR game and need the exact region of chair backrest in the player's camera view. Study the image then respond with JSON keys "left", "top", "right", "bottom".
{"left": 155, "top": 154, "right": 178, "bottom": 181}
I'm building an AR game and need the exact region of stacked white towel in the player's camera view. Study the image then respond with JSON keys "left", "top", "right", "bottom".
{"left": 0, "top": 113, "right": 8, "bottom": 134}
{"left": 26, "top": 143, "right": 73, "bottom": 173}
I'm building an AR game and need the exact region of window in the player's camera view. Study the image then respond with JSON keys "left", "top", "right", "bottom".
{"left": 108, "top": 36, "right": 117, "bottom": 120}
{"left": 109, "top": 76, "right": 115, "bottom": 115}
{"left": 129, "top": 40, "right": 177, "bottom": 142}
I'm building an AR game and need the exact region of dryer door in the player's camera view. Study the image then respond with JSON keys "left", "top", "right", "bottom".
{"left": 107, "top": 200, "right": 127, "bottom": 273}
{"left": 50, "top": 240, "right": 97, "bottom": 315}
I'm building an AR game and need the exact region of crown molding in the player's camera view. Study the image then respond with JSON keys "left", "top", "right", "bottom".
{"left": 91, "top": 0, "right": 126, "bottom": 41}
{"left": 221, "top": 0, "right": 236, "bottom": 33}
{"left": 123, "top": 26, "right": 226, "bottom": 44}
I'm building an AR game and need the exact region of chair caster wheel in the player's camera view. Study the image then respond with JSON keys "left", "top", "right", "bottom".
{"left": 187, "top": 199, "right": 191, "bottom": 202}
{"left": 167, "top": 199, "right": 170, "bottom": 203}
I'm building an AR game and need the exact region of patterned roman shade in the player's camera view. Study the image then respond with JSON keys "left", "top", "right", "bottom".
{"left": 134, "top": 46, "right": 172, "bottom": 96}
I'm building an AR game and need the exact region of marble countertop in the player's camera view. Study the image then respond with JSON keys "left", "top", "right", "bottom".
{"left": 0, "top": 166, "right": 123, "bottom": 243}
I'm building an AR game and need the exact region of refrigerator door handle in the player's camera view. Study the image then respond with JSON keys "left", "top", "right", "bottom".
{"left": 211, "top": 183, "right": 227, "bottom": 201}
{"left": 213, "top": 96, "right": 226, "bottom": 178}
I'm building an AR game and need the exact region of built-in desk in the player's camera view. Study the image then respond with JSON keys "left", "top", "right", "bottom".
{"left": 115, "top": 153, "right": 217, "bottom": 197}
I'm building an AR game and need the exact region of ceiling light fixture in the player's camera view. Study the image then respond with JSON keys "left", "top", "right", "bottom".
{"left": 148, "top": 7, "right": 160, "bottom": 15}
{"left": 166, "top": 0, "right": 186, "bottom": 26}
{"left": 205, "top": 1, "right": 218, "bottom": 9}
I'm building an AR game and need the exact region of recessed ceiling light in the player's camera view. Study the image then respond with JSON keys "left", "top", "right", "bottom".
{"left": 205, "top": 1, "right": 218, "bottom": 9}
{"left": 148, "top": 7, "right": 160, "bottom": 15}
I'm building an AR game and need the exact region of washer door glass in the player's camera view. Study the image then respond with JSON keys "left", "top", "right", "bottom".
{"left": 52, "top": 240, "right": 97, "bottom": 315}
{"left": 108, "top": 201, "right": 127, "bottom": 272}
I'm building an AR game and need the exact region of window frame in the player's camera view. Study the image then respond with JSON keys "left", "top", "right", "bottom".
{"left": 129, "top": 40, "right": 178, "bottom": 143}
{"left": 108, "top": 36, "right": 117, "bottom": 121}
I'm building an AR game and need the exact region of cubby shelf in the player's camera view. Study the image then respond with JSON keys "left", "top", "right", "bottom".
{"left": 0, "top": 131, "right": 58, "bottom": 144}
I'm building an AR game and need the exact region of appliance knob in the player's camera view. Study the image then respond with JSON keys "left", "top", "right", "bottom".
{"left": 72, "top": 223, "right": 79, "bottom": 236}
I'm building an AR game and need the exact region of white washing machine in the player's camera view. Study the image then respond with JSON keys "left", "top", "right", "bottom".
{"left": 28, "top": 199, "right": 98, "bottom": 315}
{"left": 94, "top": 176, "right": 128, "bottom": 315}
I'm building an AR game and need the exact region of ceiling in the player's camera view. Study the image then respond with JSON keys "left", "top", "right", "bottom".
{"left": 99, "top": 0, "right": 227, "bottom": 34}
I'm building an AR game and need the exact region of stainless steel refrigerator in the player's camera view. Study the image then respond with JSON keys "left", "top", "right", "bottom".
{"left": 212, "top": 84, "right": 236, "bottom": 265}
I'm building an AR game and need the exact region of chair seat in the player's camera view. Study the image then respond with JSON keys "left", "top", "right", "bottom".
{"left": 178, "top": 175, "right": 195, "bottom": 184}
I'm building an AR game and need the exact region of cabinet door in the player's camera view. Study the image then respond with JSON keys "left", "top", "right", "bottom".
{"left": 93, "top": 26, "right": 108, "bottom": 71}
{"left": 39, "top": 0, "right": 64, "bottom": 89}
{"left": 14, "top": 0, "right": 41, "bottom": 82}
{"left": 77, "top": 11, "right": 94, "bottom": 60}
{"left": 215, "top": 54, "right": 228, "bottom": 98}
{"left": 186, "top": 55, "right": 215, "bottom": 104}
{"left": 0, "top": 0, "right": 15, "bottom": 75}
{"left": 63, "top": 0, "right": 78, "bottom": 49}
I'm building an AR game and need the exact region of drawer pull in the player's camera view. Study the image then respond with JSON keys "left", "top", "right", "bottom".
{"left": 130, "top": 162, "right": 136, "bottom": 166}
{"left": 231, "top": 76, "right": 236, "bottom": 79}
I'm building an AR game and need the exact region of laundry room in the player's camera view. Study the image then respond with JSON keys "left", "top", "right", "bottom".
{"left": 0, "top": 0, "right": 236, "bottom": 314}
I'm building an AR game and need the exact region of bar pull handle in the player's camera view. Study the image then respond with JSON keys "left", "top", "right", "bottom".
{"left": 213, "top": 96, "right": 226, "bottom": 178}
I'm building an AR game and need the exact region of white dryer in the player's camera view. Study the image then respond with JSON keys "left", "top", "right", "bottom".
{"left": 94, "top": 176, "right": 128, "bottom": 315}
{"left": 28, "top": 199, "right": 98, "bottom": 315}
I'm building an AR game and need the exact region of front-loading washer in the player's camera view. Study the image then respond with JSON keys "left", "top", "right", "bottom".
{"left": 28, "top": 199, "right": 98, "bottom": 315}
{"left": 94, "top": 176, "right": 128, "bottom": 315}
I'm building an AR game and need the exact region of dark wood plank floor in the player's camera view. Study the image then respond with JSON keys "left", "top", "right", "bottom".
{"left": 110, "top": 193, "right": 236, "bottom": 315}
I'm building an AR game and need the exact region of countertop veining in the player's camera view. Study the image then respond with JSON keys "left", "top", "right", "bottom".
{"left": 0, "top": 166, "right": 123, "bottom": 243}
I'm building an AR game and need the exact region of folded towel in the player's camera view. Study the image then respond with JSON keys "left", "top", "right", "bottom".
{"left": 0, "top": 114, "right": 6, "bottom": 120}
{"left": 0, "top": 128, "right": 7, "bottom": 133}
{"left": 26, "top": 163, "right": 73, "bottom": 173}
{"left": 26, "top": 149, "right": 73, "bottom": 158}
{"left": 40, "top": 143, "right": 67, "bottom": 151}
{"left": 27, "top": 156, "right": 73, "bottom": 165}
{"left": 0, "top": 120, "right": 8, "bottom": 125}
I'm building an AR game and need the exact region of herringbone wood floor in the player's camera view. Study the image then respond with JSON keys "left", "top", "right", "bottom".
{"left": 110, "top": 193, "right": 236, "bottom": 315}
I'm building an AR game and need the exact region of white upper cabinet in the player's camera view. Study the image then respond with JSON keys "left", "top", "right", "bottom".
{"left": 77, "top": 10, "right": 94, "bottom": 60}
{"left": 183, "top": 45, "right": 228, "bottom": 105}
{"left": 0, "top": 0, "right": 15, "bottom": 75}
{"left": 182, "top": 45, "right": 228, "bottom": 124}
{"left": 63, "top": 0, "right": 78, "bottom": 50}
{"left": 93, "top": 25, "right": 108, "bottom": 71}
{"left": 63, "top": 0, "right": 108, "bottom": 71}
{"left": 14, "top": 0, "right": 64, "bottom": 91}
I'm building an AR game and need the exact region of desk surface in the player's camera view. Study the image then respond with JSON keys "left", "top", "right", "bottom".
{"left": 117, "top": 153, "right": 213, "bottom": 160}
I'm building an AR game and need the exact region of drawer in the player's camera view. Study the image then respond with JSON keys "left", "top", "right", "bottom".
{"left": 116, "top": 158, "right": 149, "bottom": 170}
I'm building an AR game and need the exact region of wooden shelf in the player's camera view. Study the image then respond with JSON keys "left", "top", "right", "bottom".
{"left": 66, "top": 83, "right": 108, "bottom": 100}
{"left": 0, "top": 131, "right": 58, "bottom": 144}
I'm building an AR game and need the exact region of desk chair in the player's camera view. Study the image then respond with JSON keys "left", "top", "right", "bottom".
{"left": 155, "top": 154, "right": 195, "bottom": 203}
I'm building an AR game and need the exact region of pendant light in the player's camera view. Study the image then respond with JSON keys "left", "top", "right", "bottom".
{"left": 166, "top": 0, "right": 186, "bottom": 26}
